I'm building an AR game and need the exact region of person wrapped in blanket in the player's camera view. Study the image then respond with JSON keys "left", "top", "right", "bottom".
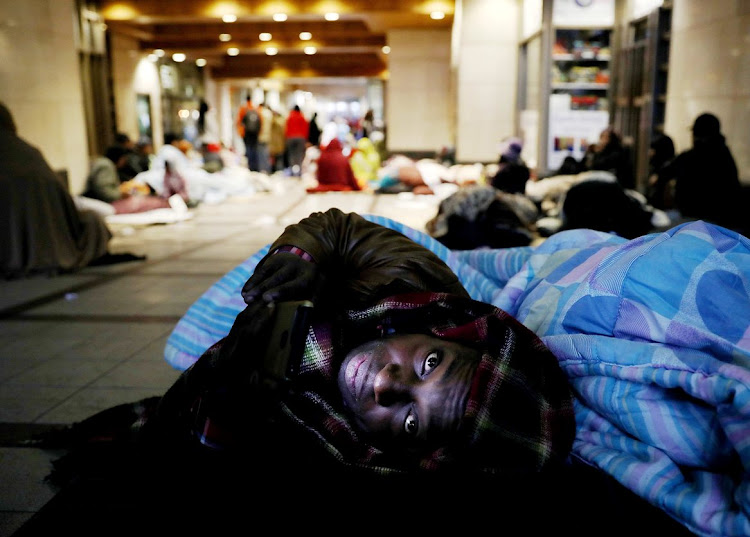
{"left": 124, "top": 210, "right": 692, "bottom": 534}
{"left": 141, "top": 209, "right": 573, "bottom": 467}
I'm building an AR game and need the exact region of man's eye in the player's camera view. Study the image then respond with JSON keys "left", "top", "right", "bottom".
{"left": 422, "top": 351, "right": 441, "bottom": 375}
{"left": 404, "top": 410, "right": 418, "bottom": 436}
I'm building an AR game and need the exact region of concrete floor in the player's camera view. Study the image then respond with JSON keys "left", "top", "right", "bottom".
{"left": 0, "top": 178, "right": 442, "bottom": 535}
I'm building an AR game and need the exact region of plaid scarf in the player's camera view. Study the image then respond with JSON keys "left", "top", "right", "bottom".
{"left": 281, "top": 292, "right": 575, "bottom": 475}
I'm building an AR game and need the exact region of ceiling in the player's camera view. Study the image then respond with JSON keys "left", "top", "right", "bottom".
{"left": 96, "top": 0, "right": 456, "bottom": 82}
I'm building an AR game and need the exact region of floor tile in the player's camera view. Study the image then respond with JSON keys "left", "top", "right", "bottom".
{"left": 0, "top": 386, "right": 80, "bottom": 423}
{"left": 0, "top": 275, "right": 99, "bottom": 313}
{"left": 0, "top": 448, "right": 62, "bottom": 510}
{"left": 0, "top": 512, "right": 34, "bottom": 537}
{"left": 6, "top": 358, "right": 120, "bottom": 389}
{"left": 35, "top": 387, "right": 164, "bottom": 424}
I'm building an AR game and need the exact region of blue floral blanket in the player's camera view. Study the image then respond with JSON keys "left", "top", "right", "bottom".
{"left": 165, "top": 217, "right": 750, "bottom": 537}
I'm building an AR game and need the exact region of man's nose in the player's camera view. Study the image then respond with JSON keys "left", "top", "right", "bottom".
{"left": 373, "top": 363, "right": 411, "bottom": 406}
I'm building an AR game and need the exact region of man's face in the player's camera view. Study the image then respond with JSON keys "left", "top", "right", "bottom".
{"left": 337, "top": 333, "right": 481, "bottom": 451}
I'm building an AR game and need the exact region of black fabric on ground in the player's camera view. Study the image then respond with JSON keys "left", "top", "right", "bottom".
{"left": 88, "top": 252, "right": 147, "bottom": 266}
{"left": 19, "top": 396, "right": 695, "bottom": 536}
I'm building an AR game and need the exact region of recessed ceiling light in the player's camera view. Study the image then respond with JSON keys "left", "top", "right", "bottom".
{"left": 227, "top": 47, "right": 240, "bottom": 56}
{"left": 172, "top": 52, "right": 186, "bottom": 62}
{"left": 196, "top": 58, "right": 207, "bottom": 67}
{"left": 430, "top": 11, "right": 445, "bottom": 20}
{"left": 324, "top": 13, "right": 339, "bottom": 21}
{"left": 154, "top": 49, "right": 165, "bottom": 57}
{"left": 265, "top": 47, "right": 278, "bottom": 55}
{"left": 222, "top": 14, "right": 237, "bottom": 23}
{"left": 259, "top": 32, "right": 272, "bottom": 41}
{"left": 382, "top": 45, "right": 391, "bottom": 54}
{"left": 299, "top": 32, "right": 312, "bottom": 40}
{"left": 273, "top": 13, "right": 287, "bottom": 22}
{"left": 219, "top": 33, "right": 231, "bottom": 42}
{"left": 304, "top": 46, "right": 316, "bottom": 55}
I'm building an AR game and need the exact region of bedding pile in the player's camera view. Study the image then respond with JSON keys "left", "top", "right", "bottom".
{"left": 165, "top": 217, "right": 750, "bottom": 537}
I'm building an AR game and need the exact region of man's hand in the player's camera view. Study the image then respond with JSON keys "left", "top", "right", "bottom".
{"left": 241, "top": 252, "right": 322, "bottom": 305}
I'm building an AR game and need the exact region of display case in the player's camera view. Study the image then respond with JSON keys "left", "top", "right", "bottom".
{"left": 547, "top": 26, "right": 613, "bottom": 171}
{"left": 517, "top": 0, "right": 616, "bottom": 175}
{"left": 551, "top": 28, "right": 611, "bottom": 110}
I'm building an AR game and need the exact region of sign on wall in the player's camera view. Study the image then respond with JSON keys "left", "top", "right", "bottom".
{"left": 547, "top": 103, "right": 609, "bottom": 171}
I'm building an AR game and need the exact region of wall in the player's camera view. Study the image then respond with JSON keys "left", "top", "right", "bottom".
{"left": 110, "top": 33, "right": 163, "bottom": 149}
{"left": 665, "top": 0, "right": 750, "bottom": 183}
{"left": 0, "top": 0, "right": 89, "bottom": 194}
{"left": 455, "top": 0, "right": 521, "bottom": 164}
{"left": 385, "top": 28, "right": 453, "bottom": 156}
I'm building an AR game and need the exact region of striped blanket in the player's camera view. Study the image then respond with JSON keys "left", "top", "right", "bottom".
{"left": 164, "top": 217, "right": 750, "bottom": 537}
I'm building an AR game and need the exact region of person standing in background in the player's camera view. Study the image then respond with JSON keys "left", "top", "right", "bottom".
{"left": 269, "top": 108, "right": 287, "bottom": 173}
{"left": 236, "top": 96, "right": 262, "bottom": 172}
{"left": 646, "top": 134, "right": 676, "bottom": 210}
{"left": 356, "top": 109, "right": 374, "bottom": 140}
{"left": 198, "top": 100, "right": 209, "bottom": 136}
{"left": 284, "top": 105, "right": 309, "bottom": 177}
{"left": 256, "top": 102, "right": 273, "bottom": 173}
{"left": 308, "top": 112, "right": 321, "bottom": 147}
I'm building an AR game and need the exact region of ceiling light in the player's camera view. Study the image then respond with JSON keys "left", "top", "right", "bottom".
{"left": 219, "top": 33, "right": 231, "bottom": 42}
{"left": 222, "top": 14, "right": 237, "bottom": 23}
{"left": 172, "top": 52, "right": 186, "bottom": 62}
{"left": 154, "top": 49, "right": 165, "bottom": 57}
{"left": 227, "top": 47, "right": 240, "bottom": 56}
{"left": 324, "top": 13, "right": 339, "bottom": 21}
{"left": 196, "top": 58, "right": 207, "bottom": 67}
{"left": 273, "top": 13, "right": 287, "bottom": 22}
{"left": 430, "top": 11, "right": 445, "bottom": 20}
{"left": 265, "top": 47, "right": 278, "bottom": 55}
{"left": 299, "top": 32, "right": 312, "bottom": 40}
{"left": 304, "top": 46, "right": 316, "bottom": 55}
{"left": 259, "top": 32, "right": 272, "bottom": 41}
{"left": 382, "top": 45, "right": 391, "bottom": 54}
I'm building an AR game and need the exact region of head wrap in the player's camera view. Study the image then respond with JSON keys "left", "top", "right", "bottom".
{"left": 282, "top": 292, "right": 575, "bottom": 475}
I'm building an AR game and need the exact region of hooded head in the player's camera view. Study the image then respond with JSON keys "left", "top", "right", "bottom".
{"left": 324, "top": 137, "right": 343, "bottom": 152}
{"left": 285, "top": 292, "right": 575, "bottom": 475}
{"left": 498, "top": 137, "right": 523, "bottom": 164}
{"left": 105, "top": 145, "right": 131, "bottom": 167}
{"left": 692, "top": 113, "right": 721, "bottom": 139}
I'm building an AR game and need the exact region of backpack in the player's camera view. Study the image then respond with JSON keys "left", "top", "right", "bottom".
{"left": 242, "top": 108, "right": 260, "bottom": 137}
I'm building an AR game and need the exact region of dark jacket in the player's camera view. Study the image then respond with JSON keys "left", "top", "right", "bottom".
{"left": 657, "top": 137, "right": 742, "bottom": 230}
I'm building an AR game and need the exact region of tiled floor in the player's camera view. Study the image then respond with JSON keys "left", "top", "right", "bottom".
{"left": 0, "top": 178, "right": 442, "bottom": 536}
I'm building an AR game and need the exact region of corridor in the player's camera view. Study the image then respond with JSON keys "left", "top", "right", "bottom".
{"left": 0, "top": 179, "right": 441, "bottom": 535}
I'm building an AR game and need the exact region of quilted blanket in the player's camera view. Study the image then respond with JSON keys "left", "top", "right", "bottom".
{"left": 164, "top": 217, "right": 750, "bottom": 537}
